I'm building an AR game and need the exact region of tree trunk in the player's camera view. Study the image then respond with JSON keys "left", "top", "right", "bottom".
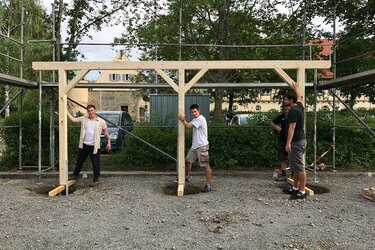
{"left": 212, "top": 0, "right": 230, "bottom": 121}
{"left": 55, "top": 0, "right": 63, "bottom": 61}
{"left": 228, "top": 92, "right": 234, "bottom": 111}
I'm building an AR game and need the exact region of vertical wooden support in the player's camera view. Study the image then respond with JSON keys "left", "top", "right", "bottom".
{"left": 58, "top": 69, "right": 68, "bottom": 185}
{"left": 297, "top": 67, "right": 306, "bottom": 168}
{"left": 177, "top": 69, "right": 186, "bottom": 197}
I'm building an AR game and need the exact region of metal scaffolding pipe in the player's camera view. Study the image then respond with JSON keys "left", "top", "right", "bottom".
{"left": 41, "top": 82, "right": 315, "bottom": 89}
{"left": 38, "top": 72, "right": 42, "bottom": 177}
{"left": 330, "top": 91, "right": 375, "bottom": 137}
{"left": 0, "top": 90, "right": 23, "bottom": 114}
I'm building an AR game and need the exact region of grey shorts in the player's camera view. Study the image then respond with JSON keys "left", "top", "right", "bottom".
{"left": 288, "top": 139, "right": 306, "bottom": 172}
{"left": 186, "top": 145, "right": 209, "bottom": 167}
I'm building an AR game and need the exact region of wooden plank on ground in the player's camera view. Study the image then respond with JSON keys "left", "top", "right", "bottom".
{"left": 361, "top": 188, "right": 375, "bottom": 202}
{"left": 287, "top": 178, "right": 314, "bottom": 196}
{"left": 48, "top": 180, "right": 76, "bottom": 197}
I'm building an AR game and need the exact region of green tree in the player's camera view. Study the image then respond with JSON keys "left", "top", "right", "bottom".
{"left": 303, "top": 0, "right": 375, "bottom": 107}
{"left": 53, "top": 0, "right": 136, "bottom": 61}
{"left": 0, "top": 0, "right": 52, "bottom": 116}
{"left": 115, "top": 0, "right": 323, "bottom": 120}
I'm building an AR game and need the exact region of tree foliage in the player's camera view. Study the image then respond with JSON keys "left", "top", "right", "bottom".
{"left": 0, "top": 0, "right": 52, "bottom": 115}
{"left": 114, "top": 0, "right": 330, "bottom": 120}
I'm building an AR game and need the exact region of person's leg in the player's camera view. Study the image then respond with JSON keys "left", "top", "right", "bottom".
{"left": 72, "top": 146, "right": 89, "bottom": 178}
{"left": 278, "top": 140, "right": 288, "bottom": 172}
{"left": 297, "top": 170, "right": 306, "bottom": 192}
{"left": 280, "top": 161, "right": 288, "bottom": 171}
{"left": 185, "top": 161, "right": 192, "bottom": 177}
{"left": 293, "top": 171, "right": 299, "bottom": 189}
{"left": 88, "top": 147, "right": 100, "bottom": 181}
{"left": 204, "top": 164, "right": 212, "bottom": 185}
{"left": 198, "top": 145, "right": 211, "bottom": 190}
{"left": 185, "top": 148, "right": 197, "bottom": 181}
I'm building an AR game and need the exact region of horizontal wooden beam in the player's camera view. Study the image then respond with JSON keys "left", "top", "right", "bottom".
{"left": 33, "top": 60, "right": 331, "bottom": 71}
{"left": 287, "top": 178, "right": 314, "bottom": 196}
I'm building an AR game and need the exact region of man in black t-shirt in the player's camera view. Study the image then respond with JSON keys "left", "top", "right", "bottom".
{"left": 271, "top": 105, "right": 290, "bottom": 180}
{"left": 282, "top": 83, "right": 307, "bottom": 200}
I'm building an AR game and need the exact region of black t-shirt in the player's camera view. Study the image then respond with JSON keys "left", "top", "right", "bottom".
{"left": 273, "top": 113, "right": 288, "bottom": 141}
{"left": 287, "top": 102, "right": 305, "bottom": 141}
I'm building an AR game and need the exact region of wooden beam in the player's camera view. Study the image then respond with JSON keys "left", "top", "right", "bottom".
{"left": 287, "top": 178, "right": 314, "bottom": 196}
{"left": 155, "top": 69, "right": 178, "bottom": 92}
{"left": 48, "top": 180, "right": 76, "bottom": 197}
{"left": 65, "top": 69, "right": 90, "bottom": 94}
{"left": 177, "top": 69, "right": 186, "bottom": 197}
{"left": 58, "top": 70, "right": 68, "bottom": 185}
{"left": 33, "top": 60, "right": 331, "bottom": 71}
{"left": 185, "top": 68, "right": 208, "bottom": 91}
{"left": 274, "top": 68, "right": 296, "bottom": 87}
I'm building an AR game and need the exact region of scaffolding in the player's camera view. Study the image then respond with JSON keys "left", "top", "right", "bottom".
{"left": 0, "top": 2, "right": 374, "bottom": 196}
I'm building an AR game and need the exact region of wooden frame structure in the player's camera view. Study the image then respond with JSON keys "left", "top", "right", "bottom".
{"left": 32, "top": 60, "right": 330, "bottom": 196}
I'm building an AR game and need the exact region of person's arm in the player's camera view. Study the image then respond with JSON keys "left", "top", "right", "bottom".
{"left": 285, "top": 123, "right": 296, "bottom": 153}
{"left": 67, "top": 112, "right": 81, "bottom": 123}
{"left": 293, "top": 83, "right": 303, "bottom": 104}
{"left": 103, "top": 128, "right": 112, "bottom": 151}
{"left": 178, "top": 113, "right": 194, "bottom": 129}
{"left": 271, "top": 122, "right": 282, "bottom": 133}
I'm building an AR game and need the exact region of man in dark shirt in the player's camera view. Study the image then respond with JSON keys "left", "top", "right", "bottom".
{"left": 271, "top": 104, "right": 290, "bottom": 181}
{"left": 283, "top": 83, "right": 307, "bottom": 200}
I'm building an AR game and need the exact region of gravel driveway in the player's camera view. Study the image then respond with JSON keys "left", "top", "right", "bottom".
{"left": 0, "top": 172, "right": 374, "bottom": 249}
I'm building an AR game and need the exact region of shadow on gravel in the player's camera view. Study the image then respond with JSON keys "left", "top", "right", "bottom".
{"left": 277, "top": 183, "right": 330, "bottom": 194}
{"left": 162, "top": 182, "right": 202, "bottom": 196}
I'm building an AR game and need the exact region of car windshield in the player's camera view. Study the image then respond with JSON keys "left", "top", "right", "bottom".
{"left": 98, "top": 114, "right": 120, "bottom": 127}
{"left": 240, "top": 115, "right": 252, "bottom": 124}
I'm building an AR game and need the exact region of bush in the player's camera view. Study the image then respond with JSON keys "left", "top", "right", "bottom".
{"left": 0, "top": 110, "right": 81, "bottom": 170}
{"left": 110, "top": 110, "right": 375, "bottom": 170}
{"left": 1, "top": 109, "right": 374, "bottom": 171}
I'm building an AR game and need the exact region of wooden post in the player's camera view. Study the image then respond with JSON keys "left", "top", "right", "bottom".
{"left": 58, "top": 69, "right": 68, "bottom": 185}
{"left": 177, "top": 69, "right": 186, "bottom": 197}
{"left": 297, "top": 67, "right": 307, "bottom": 173}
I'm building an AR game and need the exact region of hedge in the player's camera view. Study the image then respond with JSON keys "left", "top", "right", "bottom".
{"left": 113, "top": 110, "right": 375, "bottom": 170}
{"left": 1, "top": 110, "right": 374, "bottom": 171}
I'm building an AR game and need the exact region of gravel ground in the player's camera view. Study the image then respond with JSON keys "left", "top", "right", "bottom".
{"left": 0, "top": 172, "right": 374, "bottom": 250}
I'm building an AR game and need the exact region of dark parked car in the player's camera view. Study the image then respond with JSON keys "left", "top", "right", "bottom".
{"left": 96, "top": 111, "right": 134, "bottom": 152}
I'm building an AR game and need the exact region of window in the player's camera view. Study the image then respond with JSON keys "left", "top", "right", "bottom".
{"left": 123, "top": 74, "right": 134, "bottom": 81}
{"left": 139, "top": 107, "right": 145, "bottom": 117}
{"left": 121, "top": 106, "right": 128, "bottom": 112}
{"left": 261, "top": 89, "right": 270, "bottom": 96}
{"left": 109, "top": 74, "right": 121, "bottom": 81}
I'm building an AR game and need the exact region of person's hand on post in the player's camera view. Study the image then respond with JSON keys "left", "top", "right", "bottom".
{"left": 178, "top": 113, "right": 185, "bottom": 122}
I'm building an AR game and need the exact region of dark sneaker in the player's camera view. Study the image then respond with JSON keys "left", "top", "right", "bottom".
{"left": 289, "top": 191, "right": 307, "bottom": 200}
{"left": 282, "top": 186, "right": 298, "bottom": 195}
{"left": 201, "top": 185, "right": 212, "bottom": 193}
{"left": 174, "top": 175, "right": 192, "bottom": 183}
{"left": 89, "top": 180, "right": 99, "bottom": 187}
